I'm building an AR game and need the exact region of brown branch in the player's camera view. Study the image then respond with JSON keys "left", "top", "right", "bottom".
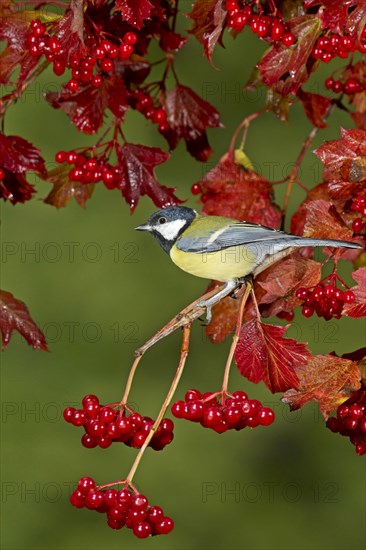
{"left": 120, "top": 282, "right": 240, "bottom": 406}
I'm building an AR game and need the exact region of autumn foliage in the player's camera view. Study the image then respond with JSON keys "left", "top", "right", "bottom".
{"left": 1, "top": 0, "right": 366, "bottom": 537}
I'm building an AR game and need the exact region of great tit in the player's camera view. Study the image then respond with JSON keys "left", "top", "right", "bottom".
{"left": 135, "top": 206, "right": 362, "bottom": 317}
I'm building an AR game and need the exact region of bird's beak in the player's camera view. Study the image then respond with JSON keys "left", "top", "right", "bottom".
{"left": 134, "top": 223, "right": 151, "bottom": 232}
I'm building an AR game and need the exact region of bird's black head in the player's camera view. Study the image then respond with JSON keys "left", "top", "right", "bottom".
{"left": 135, "top": 206, "right": 197, "bottom": 253}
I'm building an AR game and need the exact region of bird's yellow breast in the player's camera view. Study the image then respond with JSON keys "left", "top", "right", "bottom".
{"left": 170, "top": 244, "right": 257, "bottom": 282}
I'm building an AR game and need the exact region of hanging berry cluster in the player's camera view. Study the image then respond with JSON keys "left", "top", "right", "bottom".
{"left": 172, "top": 389, "right": 275, "bottom": 431}
{"left": 326, "top": 387, "right": 366, "bottom": 456}
{"left": 64, "top": 394, "right": 174, "bottom": 451}
{"left": 296, "top": 275, "right": 355, "bottom": 320}
{"left": 70, "top": 477, "right": 174, "bottom": 536}
{"left": 225, "top": 1, "right": 296, "bottom": 46}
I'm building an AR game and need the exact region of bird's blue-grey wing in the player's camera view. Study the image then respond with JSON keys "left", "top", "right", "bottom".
{"left": 175, "top": 222, "right": 287, "bottom": 253}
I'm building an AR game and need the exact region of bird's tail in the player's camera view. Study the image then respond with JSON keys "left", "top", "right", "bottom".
{"left": 290, "top": 238, "right": 362, "bottom": 250}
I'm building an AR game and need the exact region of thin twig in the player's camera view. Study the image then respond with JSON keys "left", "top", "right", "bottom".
{"left": 125, "top": 324, "right": 191, "bottom": 485}
{"left": 281, "top": 102, "right": 337, "bottom": 229}
{"left": 221, "top": 280, "right": 253, "bottom": 398}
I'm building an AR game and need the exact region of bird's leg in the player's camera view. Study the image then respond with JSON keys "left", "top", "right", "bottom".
{"left": 196, "top": 280, "right": 239, "bottom": 324}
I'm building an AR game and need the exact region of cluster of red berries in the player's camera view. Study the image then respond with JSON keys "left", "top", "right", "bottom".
{"left": 351, "top": 195, "right": 366, "bottom": 235}
{"left": 66, "top": 33, "right": 137, "bottom": 93}
{"left": 172, "top": 389, "right": 275, "bottom": 432}
{"left": 0, "top": 168, "right": 4, "bottom": 180}
{"left": 326, "top": 389, "right": 366, "bottom": 456}
{"left": 325, "top": 76, "right": 365, "bottom": 95}
{"left": 70, "top": 477, "right": 174, "bottom": 536}
{"left": 132, "top": 90, "right": 170, "bottom": 135}
{"left": 225, "top": 1, "right": 295, "bottom": 46}
{"left": 312, "top": 31, "right": 366, "bottom": 63}
{"left": 63, "top": 394, "right": 174, "bottom": 451}
{"left": 296, "top": 278, "right": 355, "bottom": 320}
{"left": 55, "top": 150, "right": 118, "bottom": 188}
{"left": 27, "top": 19, "right": 66, "bottom": 76}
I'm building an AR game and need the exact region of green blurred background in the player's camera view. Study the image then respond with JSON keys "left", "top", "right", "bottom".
{"left": 1, "top": 13, "right": 365, "bottom": 550}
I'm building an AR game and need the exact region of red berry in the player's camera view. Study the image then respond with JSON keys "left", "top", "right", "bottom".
{"left": 258, "top": 407, "right": 275, "bottom": 426}
{"left": 85, "top": 490, "right": 104, "bottom": 509}
{"left": 343, "top": 290, "right": 355, "bottom": 304}
{"left": 55, "top": 150, "right": 67, "bottom": 163}
{"left": 171, "top": 400, "right": 185, "bottom": 418}
{"left": 155, "top": 516, "right": 174, "bottom": 535}
{"left": 325, "top": 77, "right": 334, "bottom": 90}
{"left": 296, "top": 287, "right": 309, "bottom": 300}
{"left": 352, "top": 218, "right": 363, "bottom": 233}
{"left": 302, "top": 305, "right": 314, "bottom": 318}
{"left": 63, "top": 406, "right": 75, "bottom": 422}
{"left": 81, "top": 433, "right": 97, "bottom": 448}
{"left": 158, "top": 122, "right": 170, "bottom": 134}
{"left": 66, "top": 79, "right": 79, "bottom": 92}
{"left": 117, "top": 488, "right": 133, "bottom": 507}
{"left": 101, "top": 58, "right": 114, "bottom": 72}
{"left": 77, "top": 476, "right": 95, "bottom": 493}
{"left": 131, "top": 494, "right": 149, "bottom": 510}
{"left": 119, "top": 43, "right": 134, "bottom": 59}
{"left": 147, "top": 505, "right": 164, "bottom": 523}
{"left": 92, "top": 74, "right": 103, "bottom": 88}
{"left": 133, "top": 522, "right": 152, "bottom": 538}
{"left": 185, "top": 389, "right": 202, "bottom": 402}
{"left": 191, "top": 183, "right": 202, "bottom": 195}
{"left": 271, "top": 22, "right": 285, "bottom": 41}
{"left": 225, "top": 0, "right": 239, "bottom": 11}
{"left": 53, "top": 61, "right": 65, "bottom": 76}
{"left": 282, "top": 33, "right": 295, "bottom": 47}
{"left": 124, "top": 32, "right": 138, "bottom": 46}
{"left": 70, "top": 489, "right": 85, "bottom": 508}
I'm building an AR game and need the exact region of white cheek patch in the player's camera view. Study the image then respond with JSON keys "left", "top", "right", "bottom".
{"left": 156, "top": 219, "right": 187, "bottom": 241}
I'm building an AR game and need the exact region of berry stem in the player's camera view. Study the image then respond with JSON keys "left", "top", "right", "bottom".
{"left": 125, "top": 324, "right": 192, "bottom": 485}
{"left": 228, "top": 110, "right": 263, "bottom": 157}
{"left": 221, "top": 279, "right": 253, "bottom": 398}
{"left": 281, "top": 101, "right": 336, "bottom": 229}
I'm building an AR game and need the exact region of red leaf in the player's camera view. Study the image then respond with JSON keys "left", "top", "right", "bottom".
{"left": 188, "top": 0, "right": 227, "bottom": 62}
{"left": 0, "top": 169, "right": 35, "bottom": 204}
{"left": 115, "top": 0, "right": 153, "bottom": 29}
{"left": 43, "top": 164, "right": 95, "bottom": 208}
{"left": 297, "top": 89, "right": 331, "bottom": 128}
{"left": 257, "top": 253, "right": 322, "bottom": 317}
{"left": 0, "top": 133, "right": 45, "bottom": 174}
{"left": 282, "top": 354, "right": 361, "bottom": 419}
{"left": 199, "top": 153, "right": 282, "bottom": 228}
{"left": 115, "top": 143, "right": 181, "bottom": 211}
{"left": 0, "top": 290, "right": 48, "bottom": 351}
{"left": 235, "top": 320, "right": 310, "bottom": 393}
{"left": 314, "top": 128, "right": 366, "bottom": 182}
{"left": 346, "top": 1, "right": 366, "bottom": 39}
{"left": 302, "top": 199, "right": 354, "bottom": 242}
{"left": 46, "top": 76, "right": 128, "bottom": 134}
{"left": 343, "top": 267, "right": 366, "bottom": 318}
{"left": 0, "top": 7, "right": 39, "bottom": 86}
{"left": 57, "top": 3, "right": 87, "bottom": 61}
{"left": 290, "top": 182, "right": 331, "bottom": 236}
{"left": 205, "top": 281, "right": 241, "bottom": 343}
{"left": 259, "top": 15, "right": 321, "bottom": 96}
{"left": 304, "top": 0, "right": 358, "bottom": 33}
{"left": 164, "top": 84, "right": 222, "bottom": 162}
{"left": 159, "top": 29, "right": 188, "bottom": 53}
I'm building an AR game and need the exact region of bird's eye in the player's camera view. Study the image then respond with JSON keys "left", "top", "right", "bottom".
{"left": 158, "top": 217, "right": 167, "bottom": 224}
